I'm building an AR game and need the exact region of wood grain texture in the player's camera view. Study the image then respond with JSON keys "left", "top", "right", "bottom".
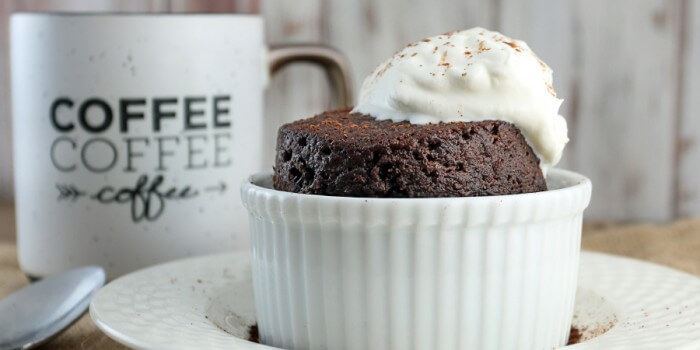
{"left": 499, "top": 0, "right": 683, "bottom": 221}
{"left": 678, "top": 0, "right": 700, "bottom": 217}
{"left": 261, "top": 0, "right": 328, "bottom": 166}
{"left": 1, "top": 0, "right": 699, "bottom": 220}
{"left": 570, "top": 0, "right": 681, "bottom": 221}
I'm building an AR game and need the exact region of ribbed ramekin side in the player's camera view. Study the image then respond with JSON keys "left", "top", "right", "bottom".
{"left": 241, "top": 169, "right": 590, "bottom": 350}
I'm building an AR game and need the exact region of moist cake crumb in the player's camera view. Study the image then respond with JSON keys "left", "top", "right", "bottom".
{"left": 273, "top": 108, "right": 546, "bottom": 197}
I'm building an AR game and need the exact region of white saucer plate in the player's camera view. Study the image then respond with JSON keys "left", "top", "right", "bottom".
{"left": 90, "top": 251, "right": 700, "bottom": 350}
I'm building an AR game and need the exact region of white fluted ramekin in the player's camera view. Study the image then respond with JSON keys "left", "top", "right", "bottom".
{"left": 241, "top": 169, "right": 591, "bottom": 350}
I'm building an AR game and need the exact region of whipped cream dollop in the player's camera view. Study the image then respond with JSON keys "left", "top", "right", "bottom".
{"left": 353, "top": 27, "right": 568, "bottom": 173}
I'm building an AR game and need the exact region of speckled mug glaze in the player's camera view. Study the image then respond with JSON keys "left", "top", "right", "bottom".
{"left": 241, "top": 168, "right": 591, "bottom": 350}
{"left": 12, "top": 13, "right": 351, "bottom": 280}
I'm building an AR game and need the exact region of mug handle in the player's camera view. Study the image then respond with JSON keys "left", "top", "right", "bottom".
{"left": 268, "top": 44, "right": 354, "bottom": 108}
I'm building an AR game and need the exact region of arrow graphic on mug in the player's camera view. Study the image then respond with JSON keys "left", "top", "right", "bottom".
{"left": 56, "top": 184, "right": 85, "bottom": 201}
{"left": 204, "top": 181, "right": 227, "bottom": 194}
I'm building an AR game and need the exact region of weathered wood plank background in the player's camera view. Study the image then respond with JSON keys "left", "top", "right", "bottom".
{"left": 0, "top": 0, "right": 698, "bottom": 222}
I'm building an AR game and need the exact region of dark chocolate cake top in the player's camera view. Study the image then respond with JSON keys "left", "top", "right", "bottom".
{"left": 273, "top": 109, "right": 546, "bottom": 197}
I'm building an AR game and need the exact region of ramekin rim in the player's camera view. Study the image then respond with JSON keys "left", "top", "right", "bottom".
{"left": 241, "top": 168, "right": 591, "bottom": 204}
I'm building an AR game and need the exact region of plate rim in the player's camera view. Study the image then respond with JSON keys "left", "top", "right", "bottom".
{"left": 89, "top": 250, "right": 700, "bottom": 350}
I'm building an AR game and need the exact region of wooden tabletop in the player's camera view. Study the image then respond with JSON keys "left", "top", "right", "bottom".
{"left": 1, "top": 202, "right": 699, "bottom": 349}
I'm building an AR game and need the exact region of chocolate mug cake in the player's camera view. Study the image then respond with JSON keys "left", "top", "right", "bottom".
{"left": 242, "top": 27, "right": 591, "bottom": 350}
{"left": 273, "top": 28, "right": 567, "bottom": 199}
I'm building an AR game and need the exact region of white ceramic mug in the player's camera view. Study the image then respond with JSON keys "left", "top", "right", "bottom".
{"left": 10, "top": 13, "right": 351, "bottom": 279}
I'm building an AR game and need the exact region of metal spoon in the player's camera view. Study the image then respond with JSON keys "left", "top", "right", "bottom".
{"left": 0, "top": 266, "right": 105, "bottom": 350}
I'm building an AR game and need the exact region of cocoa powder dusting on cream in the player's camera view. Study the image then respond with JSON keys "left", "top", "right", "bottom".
{"left": 376, "top": 62, "right": 393, "bottom": 78}
{"left": 478, "top": 40, "right": 490, "bottom": 52}
{"left": 504, "top": 40, "right": 522, "bottom": 52}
